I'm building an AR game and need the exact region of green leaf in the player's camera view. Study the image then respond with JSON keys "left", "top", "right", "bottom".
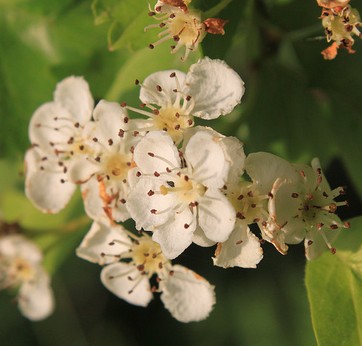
{"left": 306, "top": 216, "right": 362, "bottom": 346}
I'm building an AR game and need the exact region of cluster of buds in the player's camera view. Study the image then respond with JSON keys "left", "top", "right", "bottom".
{"left": 22, "top": 54, "right": 349, "bottom": 322}
{"left": 146, "top": 0, "right": 228, "bottom": 61}
{"left": 317, "top": 0, "right": 362, "bottom": 59}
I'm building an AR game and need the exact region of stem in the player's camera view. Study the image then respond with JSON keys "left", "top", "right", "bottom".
{"left": 203, "top": 0, "right": 233, "bottom": 19}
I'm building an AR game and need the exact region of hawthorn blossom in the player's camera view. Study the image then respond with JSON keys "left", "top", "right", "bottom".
{"left": 0, "top": 235, "right": 54, "bottom": 321}
{"left": 76, "top": 221, "right": 215, "bottom": 322}
{"left": 123, "top": 57, "right": 244, "bottom": 144}
{"left": 246, "top": 152, "right": 349, "bottom": 259}
{"left": 320, "top": 5, "right": 362, "bottom": 59}
{"left": 68, "top": 100, "right": 138, "bottom": 222}
{"left": 25, "top": 76, "right": 94, "bottom": 213}
{"left": 316, "top": 0, "right": 350, "bottom": 9}
{"left": 127, "top": 129, "right": 237, "bottom": 259}
{"left": 146, "top": 1, "right": 227, "bottom": 61}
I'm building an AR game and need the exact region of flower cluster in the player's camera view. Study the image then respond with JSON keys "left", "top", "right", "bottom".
{"left": 146, "top": 0, "right": 228, "bottom": 61}
{"left": 317, "top": 0, "right": 362, "bottom": 59}
{"left": 21, "top": 53, "right": 349, "bottom": 322}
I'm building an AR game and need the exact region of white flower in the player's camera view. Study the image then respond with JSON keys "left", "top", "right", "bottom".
{"left": 246, "top": 153, "right": 349, "bottom": 258}
{"left": 0, "top": 235, "right": 54, "bottom": 321}
{"left": 77, "top": 221, "right": 215, "bottom": 322}
{"left": 126, "top": 129, "right": 236, "bottom": 259}
{"left": 25, "top": 76, "right": 94, "bottom": 213}
{"left": 68, "top": 100, "right": 138, "bottom": 222}
{"left": 123, "top": 57, "right": 244, "bottom": 144}
{"left": 245, "top": 152, "right": 305, "bottom": 254}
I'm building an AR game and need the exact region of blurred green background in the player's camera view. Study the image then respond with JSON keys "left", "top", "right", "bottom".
{"left": 1, "top": 0, "right": 362, "bottom": 345}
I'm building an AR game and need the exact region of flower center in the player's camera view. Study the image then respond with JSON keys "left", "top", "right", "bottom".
{"left": 160, "top": 174, "right": 206, "bottom": 204}
{"left": 153, "top": 106, "right": 194, "bottom": 143}
{"left": 104, "top": 153, "right": 132, "bottom": 180}
{"left": 167, "top": 11, "right": 205, "bottom": 48}
{"left": 226, "top": 182, "right": 268, "bottom": 224}
{"left": 0, "top": 257, "right": 35, "bottom": 289}
{"left": 131, "top": 238, "right": 167, "bottom": 274}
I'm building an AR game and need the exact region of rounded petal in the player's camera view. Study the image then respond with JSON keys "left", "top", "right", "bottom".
{"left": 92, "top": 100, "right": 130, "bottom": 145}
{"left": 192, "top": 226, "right": 216, "bottom": 247}
{"left": 222, "top": 136, "right": 246, "bottom": 185}
{"left": 140, "top": 70, "right": 186, "bottom": 107}
{"left": 54, "top": 76, "right": 94, "bottom": 124}
{"left": 29, "top": 102, "right": 73, "bottom": 148}
{"left": 81, "top": 179, "right": 130, "bottom": 223}
{"left": 133, "top": 131, "right": 180, "bottom": 174}
{"left": 245, "top": 152, "right": 300, "bottom": 195}
{"left": 184, "top": 57, "right": 245, "bottom": 120}
{"left": 127, "top": 177, "right": 179, "bottom": 231}
{"left": 184, "top": 129, "right": 228, "bottom": 187}
{"left": 101, "top": 262, "right": 152, "bottom": 307}
{"left": 18, "top": 270, "right": 54, "bottom": 321}
{"left": 160, "top": 265, "right": 215, "bottom": 323}
{"left": 213, "top": 224, "right": 263, "bottom": 268}
{"left": 305, "top": 227, "right": 340, "bottom": 261}
{"left": 25, "top": 149, "right": 76, "bottom": 213}
{"left": 152, "top": 208, "right": 196, "bottom": 259}
{"left": 76, "top": 221, "right": 132, "bottom": 265}
{"left": 68, "top": 156, "right": 99, "bottom": 184}
{"left": 198, "top": 189, "right": 235, "bottom": 243}
{"left": 0, "top": 235, "right": 42, "bottom": 263}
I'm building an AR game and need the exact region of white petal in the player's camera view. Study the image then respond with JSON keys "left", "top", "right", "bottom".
{"left": 92, "top": 100, "right": 130, "bottom": 145}
{"left": 18, "top": 270, "right": 54, "bottom": 321}
{"left": 184, "top": 57, "right": 245, "bottom": 120}
{"left": 222, "top": 136, "right": 246, "bottom": 185}
{"left": 76, "top": 221, "right": 132, "bottom": 265}
{"left": 126, "top": 177, "right": 180, "bottom": 231}
{"left": 81, "top": 179, "right": 130, "bottom": 223}
{"left": 54, "top": 76, "right": 94, "bottom": 124}
{"left": 245, "top": 152, "right": 300, "bottom": 194}
{"left": 305, "top": 227, "right": 340, "bottom": 261}
{"left": 192, "top": 226, "right": 216, "bottom": 247}
{"left": 133, "top": 131, "right": 180, "bottom": 174}
{"left": 213, "top": 224, "right": 263, "bottom": 268}
{"left": 25, "top": 151, "right": 76, "bottom": 213}
{"left": 184, "top": 129, "right": 228, "bottom": 187}
{"left": 68, "top": 156, "right": 99, "bottom": 184}
{"left": 160, "top": 265, "right": 215, "bottom": 323}
{"left": 140, "top": 70, "right": 186, "bottom": 107}
{"left": 0, "top": 235, "right": 42, "bottom": 263}
{"left": 152, "top": 208, "right": 196, "bottom": 259}
{"left": 29, "top": 102, "right": 73, "bottom": 148}
{"left": 198, "top": 189, "right": 235, "bottom": 243}
{"left": 101, "top": 262, "right": 152, "bottom": 307}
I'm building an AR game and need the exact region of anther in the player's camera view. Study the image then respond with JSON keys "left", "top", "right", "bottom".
{"left": 154, "top": 171, "right": 160, "bottom": 177}
{"left": 308, "top": 240, "right": 313, "bottom": 246}
{"left": 184, "top": 223, "right": 189, "bottom": 229}
{"left": 108, "top": 139, "right": 113, "bottom": 146}
{"left": 291, "top": 193, "right": 299, "bottom": 198}
{"left": 149, "top": 44, "right": 155, "bottom": 49}
{"left": 170, "top": 72, "right": 176, "bottom": 78}
{"left": 121, "top": 102, "right": 127, "bottom": 107}
{"left": 120, "top": 199, "right": 126, "bottom": 204}
{"left": 150, "top": 209, "right": 157, "bottom": 214}
{"left": 156, "top": 85, "right": 162, "bottom": 92}
{"left": 148, "top": 190, "right": 155, "bottom": 196}
{"left": 93, "top": 137, "right": 98, "bottom": 142}
{"left": 118, "top": 129, "right": 125, "bottom": 137}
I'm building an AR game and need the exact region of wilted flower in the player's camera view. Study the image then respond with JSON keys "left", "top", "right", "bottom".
{"left": 77, "top": 221, "right": 215, "bottom": 323}
{"left": 0, "top": 235, "right": 54, "bottom": 320}
{"left": 320, "top": 5, "right": 362, "bottom": 59}
{"left": 146, "top": 1, "right": 228, "bottom": 61}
